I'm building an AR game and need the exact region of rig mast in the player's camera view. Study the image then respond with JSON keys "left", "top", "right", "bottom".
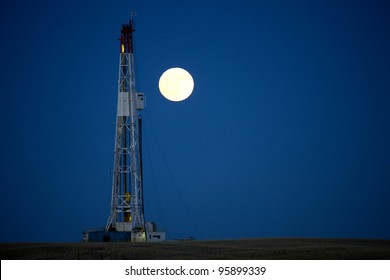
{"left": 105, "top": 19, "right": 146, "bottom": 242}
{"left": 83, "top": 17, "right": 165, "bottom": 243}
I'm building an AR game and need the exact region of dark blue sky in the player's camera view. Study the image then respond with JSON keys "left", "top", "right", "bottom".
{"left": 1, "top": 0, "right": 389, "bottom": 242}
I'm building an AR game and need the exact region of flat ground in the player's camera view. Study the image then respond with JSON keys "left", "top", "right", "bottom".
{"left": 1, "top": 238, "right": 390, "bottom": 259}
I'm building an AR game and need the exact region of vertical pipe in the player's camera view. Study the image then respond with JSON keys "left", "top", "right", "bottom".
{"left": 123, "top": 117, "right": 127, "bottom": 195}
{"left": 139, "top": 117, "right": 144, "bottom": 215}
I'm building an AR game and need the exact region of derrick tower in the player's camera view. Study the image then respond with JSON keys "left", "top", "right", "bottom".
{"left": 105, "top": 19, "right": 146, "bottom": 242}
{"left": 83, "top": 17, "right": 165, "bottom": 243}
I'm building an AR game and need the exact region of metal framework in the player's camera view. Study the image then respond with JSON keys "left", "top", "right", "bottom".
{"left": 106, "top": 19, "right": 145, "bottom": 238}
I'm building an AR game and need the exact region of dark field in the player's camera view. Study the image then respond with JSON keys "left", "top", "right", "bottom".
{"left": 1, "top": 238, "right": 390, "bottom": 260}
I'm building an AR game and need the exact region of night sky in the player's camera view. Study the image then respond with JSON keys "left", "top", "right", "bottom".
{"left": 1, "top": 0, "right": 389, "bottom": 242}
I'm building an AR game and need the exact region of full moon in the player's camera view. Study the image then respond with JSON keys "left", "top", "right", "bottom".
{"left": 158, "top": 67, "right": 194, "bottom": 102}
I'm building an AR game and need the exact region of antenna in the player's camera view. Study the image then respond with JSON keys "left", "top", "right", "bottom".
{"left": 130, "top": 11, "right": 137, "bottom": 20}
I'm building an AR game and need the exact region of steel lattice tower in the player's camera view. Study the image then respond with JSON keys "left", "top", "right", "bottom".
{"left": 105, "top": 19, "right": 146, "bottom": 241}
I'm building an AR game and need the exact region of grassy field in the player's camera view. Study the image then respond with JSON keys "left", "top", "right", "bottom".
{"left": 1, "top": 238, "right": 390, "bottom": 260}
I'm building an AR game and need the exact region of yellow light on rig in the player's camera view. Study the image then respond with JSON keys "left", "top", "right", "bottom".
{"left": 121, "top": 44, "right": 125, "bottom": 53}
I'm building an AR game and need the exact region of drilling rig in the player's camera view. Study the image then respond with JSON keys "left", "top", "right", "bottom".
{"left": 83, "top": 17, "right": 165, "bottom": 242}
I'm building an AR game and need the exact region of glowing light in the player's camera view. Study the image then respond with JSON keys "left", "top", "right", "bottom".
{"left": 158, "top": 67, "right": 194, "bottom": 102}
